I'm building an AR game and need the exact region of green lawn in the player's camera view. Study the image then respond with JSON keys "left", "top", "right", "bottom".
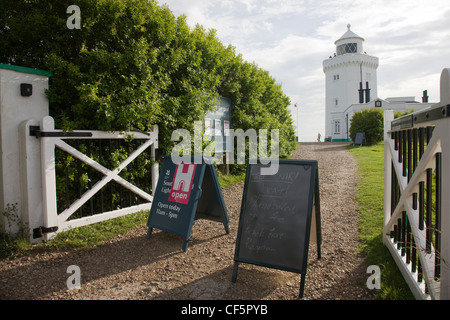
{"left": 348, "top": 142, "right": 415, "bottom": 299}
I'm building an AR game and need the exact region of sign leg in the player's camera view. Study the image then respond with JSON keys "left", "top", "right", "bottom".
{"left": 182, "top": 239, "right": 189, "bottom": 252}
{"left": 232, "top": 262, "right": 239, "bottom": 282}
{"left": 314, "top": 171, "right": 322, "bottom": 260}
{"left": 317, "top": 239, "right": 321, "bottom": 260}
{"left": 146, "top": 227, "right": 153, "bottom": 239}
{"left": 298, "top": 274, "right": 306, "bottom": 299}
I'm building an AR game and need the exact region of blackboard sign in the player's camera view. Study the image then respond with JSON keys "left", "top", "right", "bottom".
{"left": 232, "top": 159, "right": 321, "bottom": 298}
{"left": 354, "top": 132, "right": 365, "bottom": 146}
{"left": 146, "top": 156, "right": 230, "bottom": 251}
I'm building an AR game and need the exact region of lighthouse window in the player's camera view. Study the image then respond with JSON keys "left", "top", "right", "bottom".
{"left": 334, "top": 120, "right": 341, "bottom": 134}
{"left": 337, "top": 43, "right": 357, "bottom": 55}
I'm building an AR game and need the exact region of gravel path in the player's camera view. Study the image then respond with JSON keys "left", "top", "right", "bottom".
{"left": 0, "top": 143, "right": 374, "bottom": 300}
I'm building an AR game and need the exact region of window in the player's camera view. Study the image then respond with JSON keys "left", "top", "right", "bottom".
{"left": 333, "top": 74, "right": 340, "bottom": 81}
{"left": 337, "top": 43, "right": 357, "bottom": 55}
{"left": 334, "top": 120, "right": 341, "bottom": 134}
{"left": 334, "top": 98, "right": 339, "bottom": 107}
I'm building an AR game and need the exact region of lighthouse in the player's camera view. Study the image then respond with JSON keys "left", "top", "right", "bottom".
{"left": 323, "top": 25, "right": 379, "bottom": 141}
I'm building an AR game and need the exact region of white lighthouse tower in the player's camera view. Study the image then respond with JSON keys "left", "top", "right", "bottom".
{"left": 323, "top": 25, "right": 379, "bottom": 141}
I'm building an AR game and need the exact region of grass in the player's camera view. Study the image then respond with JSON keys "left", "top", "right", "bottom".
{"left": 36, "top": 210, "right": 150, "bottom": 250}
{"left": 0, "top": 232, "right": 31, "bottom": 258}
{"left": 217, "top": 170, "right": 246, "bottom": 188}
{"left": 348, "top": 142, "right": 415, "bottom": 300}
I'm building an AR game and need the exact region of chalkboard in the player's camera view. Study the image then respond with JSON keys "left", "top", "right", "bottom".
{"left": 354, "top": 132, "right": 365, "bottom": 146}
{"left": 146, "top": 156, "right": 230, "bottom": 251}
{"left": 232, "top": 159, "right": 321, "bottom": 298}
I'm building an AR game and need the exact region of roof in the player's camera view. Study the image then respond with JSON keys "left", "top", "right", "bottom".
{"left": 0, "top": 63, "right": 53, "bottom": 77}
{"left": 335, "top": 24, "right": 364, "bottom": 44}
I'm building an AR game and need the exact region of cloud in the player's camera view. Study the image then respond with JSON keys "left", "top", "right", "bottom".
{"left": 161, "top": 0, "right": 450, "bottom": 140}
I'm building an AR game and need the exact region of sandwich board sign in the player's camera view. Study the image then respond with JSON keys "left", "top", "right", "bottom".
{"left": 354, "top": 132, "right": 366, "bottom": 146}
{"left": 232, "top": 159, "right": 321, "bottom": 298}
{"left": 147, "top": 156, "right": 230, "bottom": 251}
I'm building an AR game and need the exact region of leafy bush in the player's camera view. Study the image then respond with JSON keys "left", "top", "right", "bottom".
{"left": 0, "top": 203, "right": 30, "bottom": 258}
{"left": 0, "top": 0, "right": 296, "bottom": 168}
{"left": 350, "top": 109, "right": 384, "bottom": 145}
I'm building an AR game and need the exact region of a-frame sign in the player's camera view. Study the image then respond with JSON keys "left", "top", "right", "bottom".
{"left": 147, "top": 156, "right": 230, "bottom": 251}
{"left": 232, "top": 159, "right": 321, "bottom": 298}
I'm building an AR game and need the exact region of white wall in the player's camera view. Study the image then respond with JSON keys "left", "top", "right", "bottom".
{"left": 0, "top": 65, "right": 49, "bottom": 236}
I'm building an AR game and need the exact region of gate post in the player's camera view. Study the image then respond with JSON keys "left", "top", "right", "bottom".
{"left": 0, "top": 64, "right": 51, "bottom": 240}
{"left": 39, "top": 116, "right": 59, "bottom": 240}
{"left": 439, "top": 121, "right": 450, "bottom": 299}
{"left": 20, "top": 120, "right": 45, "bottom": 242}
{"left": 151, "top": 124, "right": 159, "bottom": 196}
{"left": 438, "top": 68, "right": 450, "bottom": 299}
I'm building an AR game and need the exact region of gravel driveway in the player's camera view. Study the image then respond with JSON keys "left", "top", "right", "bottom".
{"left": 0, "top": 142, "right": 374, "bottom": 300}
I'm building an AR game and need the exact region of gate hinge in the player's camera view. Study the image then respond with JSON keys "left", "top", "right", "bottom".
{"left": 33, "top": 226, "right": 58, "bottom": 239}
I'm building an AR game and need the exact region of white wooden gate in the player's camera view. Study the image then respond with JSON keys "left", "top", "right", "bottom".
{"left": 383, "top": 68, "right": 450, "bottom": 299}
{"left": 31, "top": 116, "right": 159, "bottom": 240}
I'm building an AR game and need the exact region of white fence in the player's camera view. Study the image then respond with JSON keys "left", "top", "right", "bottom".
{"left": 383, "top": 68, "right": 450, "bottom": 299}
{"left": 23, "top": 116, "right": 159, "bottom": 241}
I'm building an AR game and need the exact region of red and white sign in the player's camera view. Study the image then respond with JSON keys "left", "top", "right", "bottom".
{"left": 168, "top": 163, "right": 197, "bottom": 205}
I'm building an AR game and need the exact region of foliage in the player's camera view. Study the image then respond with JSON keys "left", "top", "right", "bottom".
{"left": 349, "top": 109, "right": 384, "bottom": 145}
{"left": 348, "top": 143, "right": 414, "bottom": 299}
{"left": 0, "top": 0, "right": 296, "bottom": 164}
{"left": 0, "top": 204, "right": 31, "bottom": 258}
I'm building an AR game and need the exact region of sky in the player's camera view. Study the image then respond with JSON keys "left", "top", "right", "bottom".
{"left": 160, "top": 0, "right": 450, "bottom": 141}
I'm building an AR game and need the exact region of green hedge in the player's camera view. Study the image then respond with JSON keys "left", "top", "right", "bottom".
{"left": 0, "top": 0, "right": 296, "bottom": 164}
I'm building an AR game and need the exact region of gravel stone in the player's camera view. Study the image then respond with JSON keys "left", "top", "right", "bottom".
{"left": 0, "top": 143, "right": 374, "bottom": 300}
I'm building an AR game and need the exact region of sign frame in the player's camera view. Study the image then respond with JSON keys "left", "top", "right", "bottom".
{"left": 354, "top": 132, "right": 366, "bottom": 146}
{"left": 231, "top": 159, "right": 321, "bottom": 298}
{"left": 146, "top": 156, "right": 230, "bottom": 251}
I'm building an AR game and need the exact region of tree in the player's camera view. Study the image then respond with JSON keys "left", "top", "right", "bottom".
{"left": 350, "top": 109, "right": 384, "bottom": 145}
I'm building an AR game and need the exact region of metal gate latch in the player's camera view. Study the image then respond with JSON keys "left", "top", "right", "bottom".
{"left": 33, "top": 226, "right": 58, "bottom": 239}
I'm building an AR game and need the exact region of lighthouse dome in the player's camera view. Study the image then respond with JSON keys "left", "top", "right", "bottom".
{"left": 334, "top": 24, "right": 365, "bottom": 55}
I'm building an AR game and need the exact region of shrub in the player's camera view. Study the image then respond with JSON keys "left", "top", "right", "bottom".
{"left": 350, "top": 109, "right": 384, "bottom": 145}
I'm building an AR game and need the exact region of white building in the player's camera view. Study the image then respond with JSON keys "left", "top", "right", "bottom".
{"left": 322, "top": 25, "right": 434, "bottom": 142}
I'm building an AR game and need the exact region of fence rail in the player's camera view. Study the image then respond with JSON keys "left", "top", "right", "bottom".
{"left": 383, "top": 68, "right": 450, "bottom": 299}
